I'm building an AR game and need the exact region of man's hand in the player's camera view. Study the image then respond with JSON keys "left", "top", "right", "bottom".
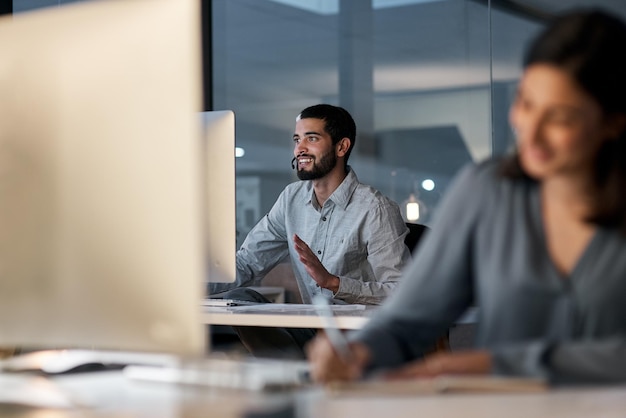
{"left": 293, "top": 234, "right": 340, "bottom": 293}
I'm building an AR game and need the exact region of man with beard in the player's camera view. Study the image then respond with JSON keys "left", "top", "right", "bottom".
{"left": 209, "top": 104, "right": 410, "bottom": 358}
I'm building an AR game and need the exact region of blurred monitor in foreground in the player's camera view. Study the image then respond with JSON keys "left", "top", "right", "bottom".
{"left": 0, "top": 0, "right": 208, "bottom": 356}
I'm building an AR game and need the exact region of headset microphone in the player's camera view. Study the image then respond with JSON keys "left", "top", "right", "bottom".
{"left": 291, "top": 157, "right": 297, "bottom": 170}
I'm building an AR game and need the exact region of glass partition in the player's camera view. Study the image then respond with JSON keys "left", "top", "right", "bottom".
{"left": 214, "top": 0, "right": 496, "bottom": 245}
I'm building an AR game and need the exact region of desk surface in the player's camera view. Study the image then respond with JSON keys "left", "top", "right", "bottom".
{"left": 202, "top": 303, "right": 477, "bottom": 330}
{"left": 316, "top": 385, "right": 626, "bottom": 418}
{"left": 1, "top": 371, "right": 625, "bottom": 418}
{"left": 202, "top": 303, "right": 373, "bottom": 329}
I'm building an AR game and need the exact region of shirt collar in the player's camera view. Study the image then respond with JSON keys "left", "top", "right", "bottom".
{"left": 304, "top": 166, "right": 358, "bottom": 211}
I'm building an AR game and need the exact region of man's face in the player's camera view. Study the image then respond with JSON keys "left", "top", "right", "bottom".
{"left": 292, "top": 117, "right": 338, "bottom": 180}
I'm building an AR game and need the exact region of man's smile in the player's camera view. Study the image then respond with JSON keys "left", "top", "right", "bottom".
{"left": 298, "top": 156, "right": 314, "bottom": 167}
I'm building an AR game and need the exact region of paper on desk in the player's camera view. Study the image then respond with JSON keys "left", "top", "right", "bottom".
{"left": 326, "top": 375, "right": 548, "bottom": 396}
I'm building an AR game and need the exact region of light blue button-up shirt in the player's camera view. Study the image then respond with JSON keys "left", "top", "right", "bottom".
{"left": 209, "top": 168, "right": 410, "bottom": 305}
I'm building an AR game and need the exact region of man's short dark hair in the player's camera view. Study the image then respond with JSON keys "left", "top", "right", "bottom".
{"left": 298, "top": 104, "right": 356, "bottom": 165}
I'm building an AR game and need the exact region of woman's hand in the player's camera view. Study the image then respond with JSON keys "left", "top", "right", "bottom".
{"left": 383, "top": 350, "right": 493, "bottom": 379}
{"left": 306, "top": 332, "right": 371, "bottom": 383}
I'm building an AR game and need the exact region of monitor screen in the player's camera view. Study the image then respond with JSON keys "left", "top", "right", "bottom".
{"left": 0, "top": 0, "right": 209, "bottom": 355}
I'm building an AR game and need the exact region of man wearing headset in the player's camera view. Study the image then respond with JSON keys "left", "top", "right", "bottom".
{"left": 209, "top": 104, "right": 411, "bottom": 358}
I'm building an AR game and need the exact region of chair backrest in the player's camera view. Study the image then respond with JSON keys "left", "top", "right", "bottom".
{"left": 404, "top": 223, "right": 429, "bottom": 254}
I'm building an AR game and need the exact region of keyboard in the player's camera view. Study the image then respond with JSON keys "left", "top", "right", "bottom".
{"left": 0, "top": 349, "right": 310, "bottom": 392}
{"left": 124, "top": 356, "right": 311, "bottom": 391}
{"left": 201, "top": 298, "right": 263, "bottom": 307}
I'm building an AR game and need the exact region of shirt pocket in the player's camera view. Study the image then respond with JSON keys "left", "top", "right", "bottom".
{"left": 336, "top": 234, "right": 366, "bottom": 274}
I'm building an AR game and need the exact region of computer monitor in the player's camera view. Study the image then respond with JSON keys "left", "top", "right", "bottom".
{"left": 202, "top": 110, "right": 237, "bottom": 284}
{"left": 0, "top": 0, "right": 214, "bottom": 356}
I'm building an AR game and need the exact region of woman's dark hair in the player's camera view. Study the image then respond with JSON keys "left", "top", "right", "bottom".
{"left": 501, "top": 8, "right": 626, "bottom": 233}
{"left": 298, "top": 104, "right": 357, "bottom": 168}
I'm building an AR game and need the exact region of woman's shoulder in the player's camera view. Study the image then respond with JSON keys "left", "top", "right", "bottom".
{"left": 463, "top": 157, "right": 531, "bottom": 184}
{"left": 451, "top": 157, "right": 534, "bottom": 203}
{"left": 454, "top": 158, "right": 505, "bottom": 187}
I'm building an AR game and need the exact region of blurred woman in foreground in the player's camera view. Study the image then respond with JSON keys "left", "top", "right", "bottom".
{"left": 308, "top": 8, "right": 626, "bottom": 385}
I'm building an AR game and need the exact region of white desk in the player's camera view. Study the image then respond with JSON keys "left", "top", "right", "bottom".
{"left": 1, "top": 370, "right": 625, "bottom": 418}
{"left": 202, "top": 303, "right": 478, "bottom": 330}
{"left": 202, "top": 303, "right": 374, "bottom": 329}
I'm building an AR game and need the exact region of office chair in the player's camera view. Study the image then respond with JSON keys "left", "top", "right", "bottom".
{"left": 404, "top": 222, "right": 429, "bottom": 254}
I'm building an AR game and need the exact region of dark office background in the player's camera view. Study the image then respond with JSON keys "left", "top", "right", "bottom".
{"left": 7, "top": 0, "right": 626, "bottom": 246}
